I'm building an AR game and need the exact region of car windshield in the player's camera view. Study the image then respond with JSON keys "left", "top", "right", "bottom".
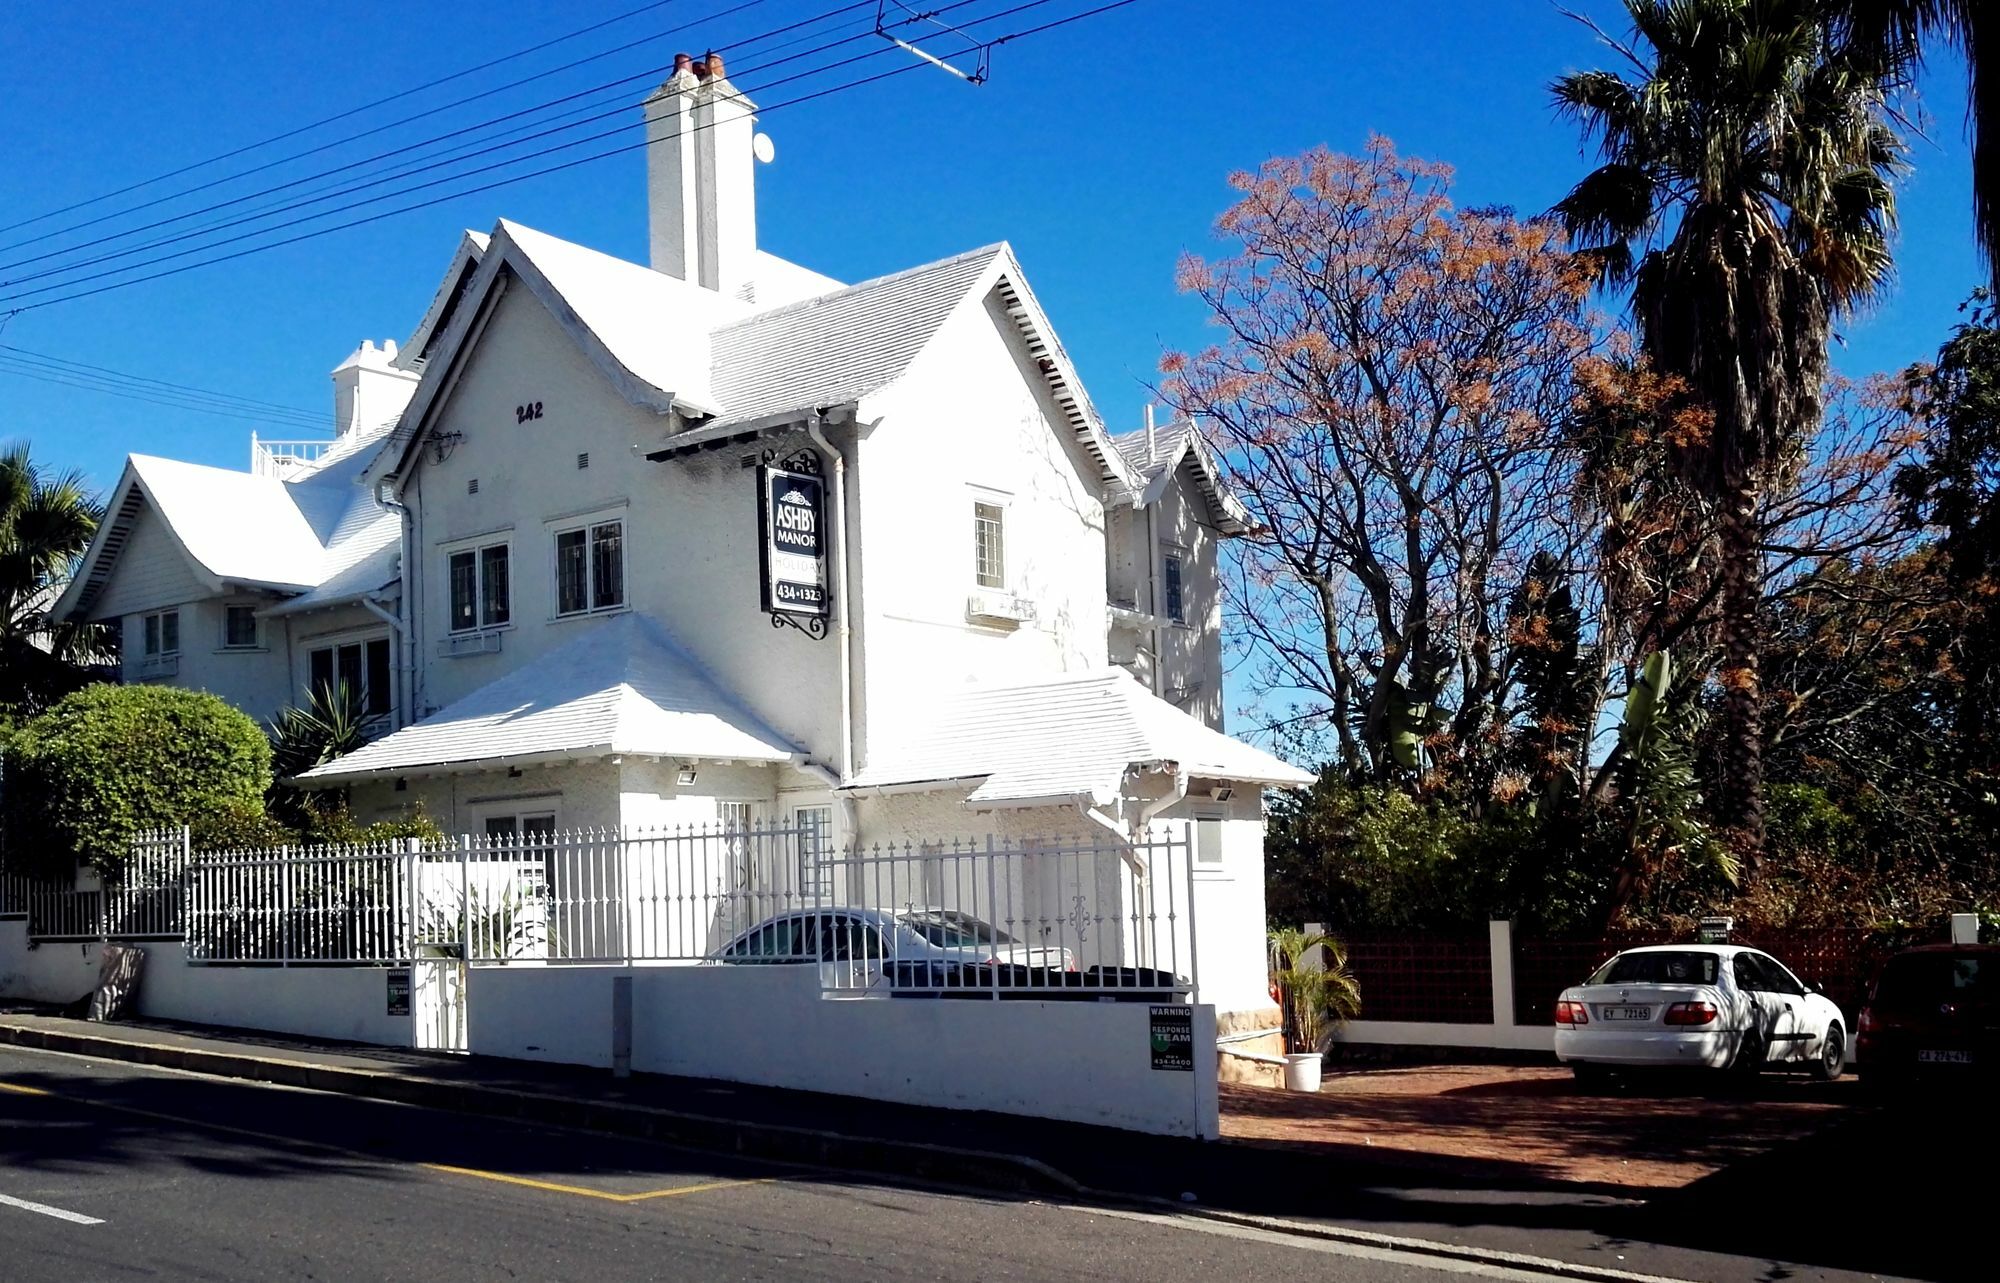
{"left": 899, "top": 911, "right": 1015, "bottom": 949}
{"left": 1875, "top": 954, "right": 1992, "bottom": 1010}
{"left": 1589, "top": 950, "right": 1720, "bottom": 985}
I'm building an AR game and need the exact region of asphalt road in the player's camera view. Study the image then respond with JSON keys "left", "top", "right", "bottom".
{"left": 0, "top": 1046, "right": 1638, "bottom": 1283}
{"left": 0, "top": 1045, "right": 1967, "bottom": 1283}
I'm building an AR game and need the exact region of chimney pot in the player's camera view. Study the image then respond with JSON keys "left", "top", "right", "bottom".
{"left": 705, "top": 51, "right": 726, "bottom": 80}
{"left": 691, "top": 57, "right": 710, "bottom": 78}
{"left": 673, "top": 52, "right": 692, "bottom": 75}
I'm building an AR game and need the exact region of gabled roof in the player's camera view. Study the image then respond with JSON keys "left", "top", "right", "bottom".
{"left": 846, "top": 668, "right": 1314, "bottom": 809}
{"left": 395, "top": 230, "right": 488, "bottom": 373}
{"left": 296, "top": 613, "right": 801, "bottom": 785}
{"left": 55, "top": 423, "right": 404, "bottom": 622}
{"left": 1108, "top": 418, "right": 1251, "bottom": 536}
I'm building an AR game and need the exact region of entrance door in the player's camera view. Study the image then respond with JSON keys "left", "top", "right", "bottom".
{"left": 412, "top": 958, "right": 467, "bottom": 1052}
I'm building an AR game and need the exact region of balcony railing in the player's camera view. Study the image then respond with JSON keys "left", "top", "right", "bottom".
{"left": 250, "top": 433, "right": 333, "bottom": 478}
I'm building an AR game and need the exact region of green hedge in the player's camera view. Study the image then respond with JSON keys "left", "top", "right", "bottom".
{"left": 3, "top": 684, "right": 271, "bottom": 880}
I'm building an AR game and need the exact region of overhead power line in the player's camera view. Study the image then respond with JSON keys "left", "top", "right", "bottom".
{"left": 0, "top": 0, "right": 702, "bottom": 239}
{"left": 0, "top": 345, "right": 330, "bottom": 429}
{"left": 1, "top": 0, "right": 1146, "bottom": 317}
{"left": 0, "top": 0, "right": 877, "bottom": 288}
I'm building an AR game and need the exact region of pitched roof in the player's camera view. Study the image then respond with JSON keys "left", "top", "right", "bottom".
{"left": 702, "top": 244, "right": 1002, "bottom": 430}
{"left": 55, "top": 422, "right": 404, "bottom": 621}
{"left": 295, "top": 613, "right": 801, "bottom": 784}
{"left": 1107, "top": 418, "right": 1251, "bottom": 535}
{"left": 846, "top": 668, "right": 1314, "bottom": 808}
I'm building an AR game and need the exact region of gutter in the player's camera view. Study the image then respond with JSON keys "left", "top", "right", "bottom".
{"left": 806, "top": 412, "right": 856, "bottom": 787}
{"left": 372, "top": 484, "right": 418, "bottom": 731}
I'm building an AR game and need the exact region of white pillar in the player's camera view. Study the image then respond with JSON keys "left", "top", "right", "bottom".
{"left": 1488, "top": 920, "right": 1515, "bottom": 1029}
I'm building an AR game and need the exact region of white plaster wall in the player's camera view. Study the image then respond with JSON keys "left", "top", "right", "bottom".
{"left": 348, "top": 759, "right": 622, "bottom": 834}
{"left": 134, "top": 944, "right": 416, "bottom": 1046}
{"left": 1163, "top": 791, "right": 1274, "bottom": 1020}
{"left": 400, "top": 281, "right": 839, "bottom": 765}
{"left": 852, "top": 291, "right": 1111, "bottom": 764}
{"left": 0, "top": 922, "right": 102, "bottom": 1004}
{"left": 468, "top": 963, "right": 1219, "bottom": 1138}
{"left": 1103, "top": 463, "right": 1224, "bottom": 730}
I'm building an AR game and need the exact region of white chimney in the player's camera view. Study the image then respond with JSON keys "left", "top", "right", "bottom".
{"left": 643, "top": 51, "right": 759, "bottom": 296}
{"left": 331, "top": 339, "right": 419, "bottom": 438}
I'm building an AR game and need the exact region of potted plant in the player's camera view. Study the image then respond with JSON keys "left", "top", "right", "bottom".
{"left": 1269, "top": 927, "right": 1361, "bottom": 1092}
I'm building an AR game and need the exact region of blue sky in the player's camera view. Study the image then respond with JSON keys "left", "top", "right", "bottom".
{"left": 1, "top": 0, "right": 1980, "bottom": 487}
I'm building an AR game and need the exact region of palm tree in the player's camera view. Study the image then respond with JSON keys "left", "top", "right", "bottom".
{"left": 1553, "top": 0, "right": 1911, "bottom": 855}
{"left": 0, "top": 442, "right": 109, "bottom": 714}
{"left": 1825, "top": 2, "right": 1993, "bottom": 283}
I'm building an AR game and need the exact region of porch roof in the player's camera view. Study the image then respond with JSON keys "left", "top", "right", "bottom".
{"left": 844, "top": 668, "right": 1315, "bottom": 809}
{"left": 295, "top": 613, "right": 802, "bottom": 785}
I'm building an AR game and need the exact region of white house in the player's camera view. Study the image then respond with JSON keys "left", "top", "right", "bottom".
{"left": 53, "top": 52, "right": 1311, "bottom": 1029}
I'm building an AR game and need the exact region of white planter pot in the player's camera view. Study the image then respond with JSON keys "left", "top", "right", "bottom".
{"left": 1282, "top": 1051, "right": 1323, "bottom": 1093}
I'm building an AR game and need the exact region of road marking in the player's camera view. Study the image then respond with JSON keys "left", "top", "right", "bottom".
{"left": 0, "top": 1193, "right": 104, "bottom": 1225}
{"left": 1065, "top": 1205, "right": 1701, "bottom": 1283}
{"left": 421, "top": 1164, "right": 774, "bottom": 1203}
{"left": 2, "top": 1070, "right": 780, "bottom": 1207}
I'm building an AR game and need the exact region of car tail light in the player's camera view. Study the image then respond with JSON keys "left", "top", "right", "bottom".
{"left": 1555, "top": 1000, "right": 1589, "bottom": 1026}
{"left": 1663, "top": 1001, "right": 1718, "bottom": 1026}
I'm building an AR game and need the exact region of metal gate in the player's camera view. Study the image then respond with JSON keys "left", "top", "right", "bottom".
{"left": 412, "top": 957, "right": 467, "bottom": 1052}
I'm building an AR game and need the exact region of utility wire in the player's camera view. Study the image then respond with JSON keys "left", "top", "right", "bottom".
{"left": 2, "top": 0, "right": 1145, "bottom": 317}
{"left": 0, "top": 0, "right": 885, "bottom": 289}
{"left": 0, "top": 0, "right": 703, "bottom": 239}
{"left": 0, "top": 0, "right": 1020, "bottom": 307}
{"left": 0, "top": 353, "right": 330, "bottom": 430}
{"left": 0, "top": 343, "right": 327, "bottom": 419}
{"left": 0, "top": 0, "right": 855, "bottom": 268}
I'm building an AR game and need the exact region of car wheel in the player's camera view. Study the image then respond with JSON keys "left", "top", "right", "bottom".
{"left": 1811, "top": 1024, "right": 1845, "bottom": 1083}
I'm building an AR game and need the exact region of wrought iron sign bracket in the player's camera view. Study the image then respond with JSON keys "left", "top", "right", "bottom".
{"left": 770, "top": 610, "right": 828, "bottom": 640}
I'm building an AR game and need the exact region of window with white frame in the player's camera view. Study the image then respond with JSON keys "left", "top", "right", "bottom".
{"left": 973, "top": 501, "right": 1006, "bottom": 589}
{"left": 448, "top": 541, "right": 510, "bottom": 632}
{"left": 222, "top": 604, "right": 259, "bottom": 649}
{"left": 794, "top": 804, "right": 835, "bottom": 897}
{"left": 1194, "top": 814, "right": 1225, "bottom": 866}
{"left": 307, "top": 636, "right": 393, "bottom": 719}
{"left": 141, "top": 609, "right": 180, "bottom": 657}
{"left": 554, "top": 519, "right": 625, "bottom": 616}
{"left": 1162, "top": 551, "right": 1186, "bottom": 624}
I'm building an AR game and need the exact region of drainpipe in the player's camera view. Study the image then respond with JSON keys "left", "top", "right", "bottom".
{"left": 805, "top": 414, "right": 854, "bottom": 786}
{"left": 374, "top": 482, "right": 418, "bottom": 730}
{"left": 1135, "top": 765, "right": 1187, "bottom": 840}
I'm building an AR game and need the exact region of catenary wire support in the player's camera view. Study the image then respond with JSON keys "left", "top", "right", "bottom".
{"left": 874, "top": 1, "right": 990, "bottom": 84}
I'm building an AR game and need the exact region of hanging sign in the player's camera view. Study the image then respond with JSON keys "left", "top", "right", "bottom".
{"left": 759, "top": 463, "right": 829, "bottom": 621}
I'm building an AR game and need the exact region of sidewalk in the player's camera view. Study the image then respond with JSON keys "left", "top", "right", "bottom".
{"left": 0, "top": 1006, "right": 1637, "bottom": 1210}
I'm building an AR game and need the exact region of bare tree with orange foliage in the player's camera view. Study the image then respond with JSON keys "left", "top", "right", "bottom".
{"left": 1162, "top": 138, "right": 1604, "bottom": 779}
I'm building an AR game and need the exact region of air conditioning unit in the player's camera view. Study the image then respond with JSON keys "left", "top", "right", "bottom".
{"left": 965, "top": 591, "right": 1038, "bottom": 625}
{"left": 437, "top": 631, "right": 504, "bottom": 658}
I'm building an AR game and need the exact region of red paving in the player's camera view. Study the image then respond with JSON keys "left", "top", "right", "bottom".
{"left": 1220, "top": 1063, "right": 1860, "bottom": 1189}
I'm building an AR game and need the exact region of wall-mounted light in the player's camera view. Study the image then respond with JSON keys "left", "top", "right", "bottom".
{"left": 394, "top": 777, "right": 407, "bottom": 792}
{"left": 1208, "top": 784, "right": 1234, "bottom": 803}
{"left": 508, "top": 766, "right": 524, "bottom": 779}
{"left": 676, "top": 765, "right": 699, "bottom": 786}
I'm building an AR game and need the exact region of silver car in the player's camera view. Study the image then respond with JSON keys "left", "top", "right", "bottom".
{"left": 709, "top": 906, "right": 1074, "bottom": 990}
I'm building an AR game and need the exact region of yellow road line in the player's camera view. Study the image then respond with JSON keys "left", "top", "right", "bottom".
{"left": 421, "top": 1163, "right": 774, "bottom": 1203}
{"left": 3, "top": 1074, "right": 777, "bottom": 1206}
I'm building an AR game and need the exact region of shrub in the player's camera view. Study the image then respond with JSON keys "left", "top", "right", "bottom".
{"left": 2, "top": 684, "right": 271, "bottom": 880}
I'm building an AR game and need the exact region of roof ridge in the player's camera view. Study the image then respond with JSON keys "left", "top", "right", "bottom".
{"left": 713, "top": 242, "right": 1008, "bottom": 333}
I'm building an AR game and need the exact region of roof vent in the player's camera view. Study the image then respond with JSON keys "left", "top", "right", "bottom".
{"left": 577, "top": 452, "right": 590, "bottom": 470}
{"left": 467, "top": 478, "right": 479, "bottom": 495}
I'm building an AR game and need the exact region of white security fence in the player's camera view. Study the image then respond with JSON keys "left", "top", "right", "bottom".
{"left": 7, "top": 823, "right": 1200, "bottom": 999}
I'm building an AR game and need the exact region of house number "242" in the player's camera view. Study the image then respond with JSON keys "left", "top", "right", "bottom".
{"left": 515, "top": 401, "right": 544, "bottom": 424}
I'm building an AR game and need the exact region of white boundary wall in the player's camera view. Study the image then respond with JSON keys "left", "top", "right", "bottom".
{"left": 0, "top": 924, "right": 414, "bottom": 1047}
{"left": 469, "top": 963, "right": 1220, "bottom": 1138}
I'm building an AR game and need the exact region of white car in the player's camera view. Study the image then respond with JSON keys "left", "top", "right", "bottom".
{"left": 1553, "top": 944, "right": 1848, "bottom": 1082}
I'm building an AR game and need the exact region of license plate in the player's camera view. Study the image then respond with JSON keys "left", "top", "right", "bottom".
{"left": 1917, "top": 1049, "right": 1972, "bottom": 1064}
{"left": 1602, "top": 1006, "right": 1652, "bottom": 1021}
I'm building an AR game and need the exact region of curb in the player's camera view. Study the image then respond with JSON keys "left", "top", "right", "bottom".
{"left": 0, "top": 1021, "right": 1083, "bottom": 1199}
